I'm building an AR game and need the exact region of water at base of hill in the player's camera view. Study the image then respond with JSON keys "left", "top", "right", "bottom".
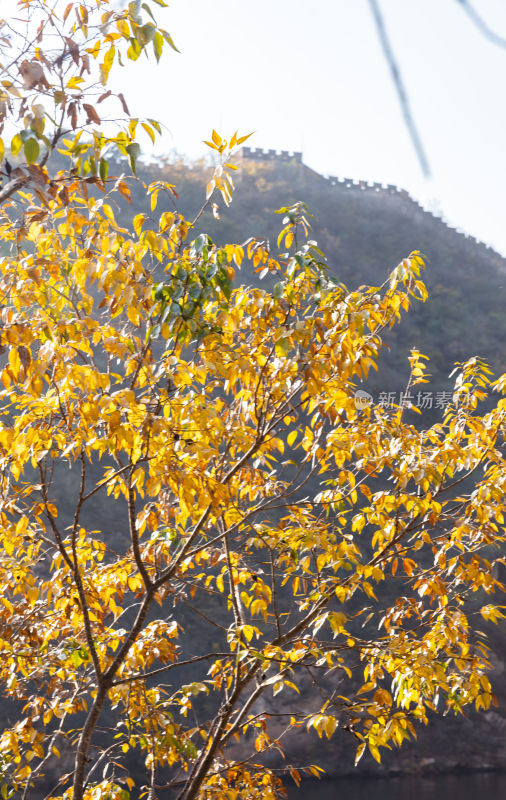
{"left": 288, "top": 771, "right": 506, "bottom": 800}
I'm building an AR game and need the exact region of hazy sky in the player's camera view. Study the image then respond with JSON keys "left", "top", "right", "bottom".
{"left": 112, "top": 0, "right": 506, "bottom": 256}
{"left": 5, "top": 0, "right": 506, "bottom": 254}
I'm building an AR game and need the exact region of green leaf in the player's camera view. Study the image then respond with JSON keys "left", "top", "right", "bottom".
{"left": 273, "top": 281, "right": 284, "bottom": 300}
{"left": 162, "top": 30, "right": 180, "bottom": 52}
{"left": 71, "top": 650, "right": 82, "bottom": 668}
{"left": 188, "top": 284, "right": 202, "bottom": 300}
{"left": 274, "top": 337, "right": 290, "bottom": 357}
{"left": 126, "top": 142, "right": 141, "bottom": 175}
{"left": 24, "top": 137, "right": 39, "bottom": 164}
{"left": 141, "top": 3, "right": 156, "bottom": 21}
{"left": 193, "top": 233, "right": 211, "bottom": 256}
{"left": 140, "top": 22, "right": 156, "bottom": 43}
{"left": 99, "top": 157, "right": 108, "bottom": 182}
{"left": 128, "top": 0, "right": 142, "bottom": 22}
{"left": 217, "top": 271, "right": 232, "bottom": 300}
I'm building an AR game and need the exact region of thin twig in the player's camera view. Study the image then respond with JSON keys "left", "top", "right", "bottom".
{"left": 456, "top": 0, "right": 506, "bottom": 49}
{"left": 368, "top": 0, "right": 431, "bottom": 177}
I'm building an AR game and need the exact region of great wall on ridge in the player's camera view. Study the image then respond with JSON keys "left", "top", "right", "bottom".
{"left": 240, "top": 146, "right": 499, "bottom": 256}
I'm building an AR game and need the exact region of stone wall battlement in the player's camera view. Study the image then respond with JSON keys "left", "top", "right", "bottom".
{"left": 240, "top": 147, "right": 497, "bottom": 254}
{"left": 242, "top": 146, "right": 302, "bottom": 162}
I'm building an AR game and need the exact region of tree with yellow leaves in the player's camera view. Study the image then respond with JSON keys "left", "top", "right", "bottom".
{"left": 1, "top": 2, "right": 506, "bottom": 799}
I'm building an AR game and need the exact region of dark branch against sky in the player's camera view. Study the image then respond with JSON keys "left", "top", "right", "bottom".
{"left": 456, "top": 0, "right": 506, "bottom": 49}
{"left": 367, "top": 0, "right": 431, "bottom": 179}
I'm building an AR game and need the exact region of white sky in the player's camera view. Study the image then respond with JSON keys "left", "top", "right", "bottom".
{"left": 5, "top": 0, "right": 506, "bottom": 254}
{"left": 115, "top": 0, "right": 506, "bottom": 255}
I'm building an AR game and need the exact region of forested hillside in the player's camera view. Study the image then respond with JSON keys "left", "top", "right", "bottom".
{"left": 107, "top": 151, "right": 506, "bottom": 777}
{"left": 129, "top": 151, "right": 506, "bottom": 416}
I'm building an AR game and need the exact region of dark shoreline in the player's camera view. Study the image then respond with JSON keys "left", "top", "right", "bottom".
{"left": 286, "top": 770, "right": 506, "bottom": 800}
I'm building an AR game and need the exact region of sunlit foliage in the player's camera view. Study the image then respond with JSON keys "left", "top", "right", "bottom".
{"left": 0, "top": 3, "right": 506, "bottom": 800}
